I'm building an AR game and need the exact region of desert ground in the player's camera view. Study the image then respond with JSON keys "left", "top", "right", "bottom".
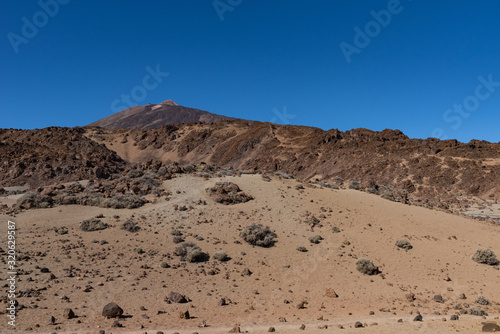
{"left": 1, "top": 173, "right": 499, "bottom": 333}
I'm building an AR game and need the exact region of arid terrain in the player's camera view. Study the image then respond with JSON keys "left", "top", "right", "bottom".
{"left": 1, "top": 170, "right": 500, "bottom": 333}
{"left": 1, "top": 119, "right": 500, "bottom": 333}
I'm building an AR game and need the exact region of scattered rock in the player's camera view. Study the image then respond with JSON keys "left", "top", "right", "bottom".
{"left": 354, "top": 321, "right": 363, "bottom": 328}
{"left": 482, "top": 322, "right": 500, "bottom": 332}
{"left": 179, "top": 310, "right": 190, "bottom": 319}
{"left": 63, "top": 308, "right": 75, "bottom": 319}
{"left": 413, "top": 314, "right": 423, "bottom": 322}
{"left": 102, "top": 302, "right": 123, "bottom": 319}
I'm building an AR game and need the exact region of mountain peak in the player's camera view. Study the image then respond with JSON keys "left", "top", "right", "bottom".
{"left": 88, "top": 100, "right": 241, "bottom": 129}
{"left": 160, "top": 99, "right": 179, "bottom": 106}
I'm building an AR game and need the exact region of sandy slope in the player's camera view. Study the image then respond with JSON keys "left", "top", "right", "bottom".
{"left": 1, "top": 174, "right": 499, "bottom": 333}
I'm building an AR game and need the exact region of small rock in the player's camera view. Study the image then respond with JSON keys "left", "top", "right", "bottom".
{"left": 299, "top": 324, "right": 306, "bottom": 330}
{"left": 179, "top": 310, "right": 190, "bottom": 319}
{"left": 354, "top": 321, "right": 363, "bottom": 328}
{"left": 413, "top": 314, "right": 423, "bottom": 322}
{"left": 102, "top": 302, "right": 123, "bottom": 319}
{"left": 450, "top": 315, "right": 459, "bottom": 321}
{"left": 279, "top": 317, "right": 287, "bottom": 322}
{"left": 229, "top": 325, "right": 241, "bottom": 333}
{"left": 434, "top": 295, "right": 444, "bottom": 303}
{"left": 482, "top": 322, "right": 500, "bottom": 332}
{"left": 63, "top": 308, "right": 75, "bottom": 319}
{"left": 48, "top": 316, "right": 56, "bottom": 325}
{"left": 268, "top": 327, "right": 275, "bottom": 332}
{"left": 325, "top": 288, "right": 338, "bottom": 298}
{"left": 111, "top": 320, "right": 122, "bottom": 327}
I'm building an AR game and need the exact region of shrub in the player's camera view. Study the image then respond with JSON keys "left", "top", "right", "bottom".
{"left": 240, "top": 224, "right": 277, "bottom": 247}
{"left": 471, "top": 248, "right": 499, "bottom": 265}
{"left": 356, "top": 258, "right": 379, "bottom": 275}
{"left": 100, "top": 194, "right": 147, "bottom": 209}
{"left": 466, "top": 307, "right": 488, "bottom": 316}
{"left": 332, "top": 226, "right": 341, "bottom": 233}
{"left": 475, "top": 296, "right": 490, "bottom": 306}
{"left": 174, "top": 242, "right": 207, "bottom": 262}
{"left": 171, "top": 229, "right": 183, "bottom": 236}
{"left": 121, "top": 219, "right": 140, "bottom": 232}
{"left": 16, "top": 193, "right": 53, "bottom": 209}
{"left": 348, "top": 180, "right": 361, "bottom": 190}
{"left": 395, "top": 239, "right": 413, "bottom": 250}
{"left": 213, "top": 251, "right": 229, "bottom": 261}
{"left": 80, "top": 218, "right": 108, "bottom": 232}
{"left": 172, "top": 236, "right": 184, "bottom": 244}
{"left": 309, "top": 235, "right": 323, "bottom": 244}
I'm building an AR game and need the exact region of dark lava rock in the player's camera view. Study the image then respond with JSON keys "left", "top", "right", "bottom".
{"left": 102, "top": 302, "right": 123, "bottom": 319}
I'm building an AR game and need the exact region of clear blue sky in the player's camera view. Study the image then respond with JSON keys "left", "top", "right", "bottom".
{"left": 2, "top": 1, "right": 500, "bottom": 143}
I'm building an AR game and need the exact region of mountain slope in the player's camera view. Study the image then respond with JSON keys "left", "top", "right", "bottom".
{"left": 88, "top": 100, "right": 241, "bottom": 129}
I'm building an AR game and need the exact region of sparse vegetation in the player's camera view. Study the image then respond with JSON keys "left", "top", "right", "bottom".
{"left": 80, "top": 218, "right": 108, "bottom": 232}
{"left": 475, "top": 296, "right": 490, "bottom": 306}
{"left": 240, "top": 224, "right": 277, "bottom": 247}
{"left": 466, "top": 306, "right": 488, "bottom": 316}
{"left": 471, "top": 248, "right": 499, "bottom": 265}
{"left": 395, "top": 239, "right": 413, "bottom": 250}
{"left": 309, "top": 235, "right": 323, "bottom": 244}
{"left": 356, "top": 258, "right": 379, "bottom": 275}
{"left": 213, "top": 251, "right": 229, "bottom": 261}
{"left": 16, "top": 193, "right": 53, "bottom": 209}
{"left": 348, "top": 180, "right": 361, "bottom": 190}
{"left": 121, "top": 219, "right": 140, "bottom": 232}
{"left": 172, "top": 236, "right": 184, "bottom": 244}
{"left": 100, "top": 194, "right": 147, "bottom": 209}
{"left": 174, "top": 242, "right": 208, "bottom": 262}
{"left": 332, "top": 226, "right": 341, "bottom": 233}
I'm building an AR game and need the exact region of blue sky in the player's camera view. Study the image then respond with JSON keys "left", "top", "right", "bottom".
{"left": 2, "top": 1, "right": 500, "bottom": 143}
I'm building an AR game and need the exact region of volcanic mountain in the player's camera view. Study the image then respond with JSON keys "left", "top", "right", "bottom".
{"left": 88, "top": 99, "right": 240, "bottom": 129}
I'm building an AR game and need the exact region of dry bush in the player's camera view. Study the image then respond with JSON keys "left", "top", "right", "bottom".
{"left": 174, "top": 242, "right": 208, "bottom": 262}
{"left": 213, "top": 251, "right": 229, "bottom": 261}
{"left": 100, "top": 194, "right": 147, "bottom": 209}
{"left": 80, "top": 218, "right": 108, "bottom": 232}
{"left": 16, "top": 193, "right": 53, "bottom": 209}
{"left": 471, "top": 248, "right": 499, "bottom": 265}
{"left": 395, "top": 239, "right": 413, "bottom": 250}
{"left": 121, "top": 219, "right": 140, "bottom": 232}
{"left": 356, "top": 258, "right": 379, "bottom": 275}
{"left": 240, "top": 224, "right": 277, "bottom": 247}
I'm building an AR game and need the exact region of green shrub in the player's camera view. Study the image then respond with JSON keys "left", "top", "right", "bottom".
{"left": 80, "top": 218, "right": 108, "bottom": 232}
{"left": 471, "top": 248, "right": 499, "bottom": 265}
{"left": 240, "top": 224, "right": 277, "bottom": 247}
